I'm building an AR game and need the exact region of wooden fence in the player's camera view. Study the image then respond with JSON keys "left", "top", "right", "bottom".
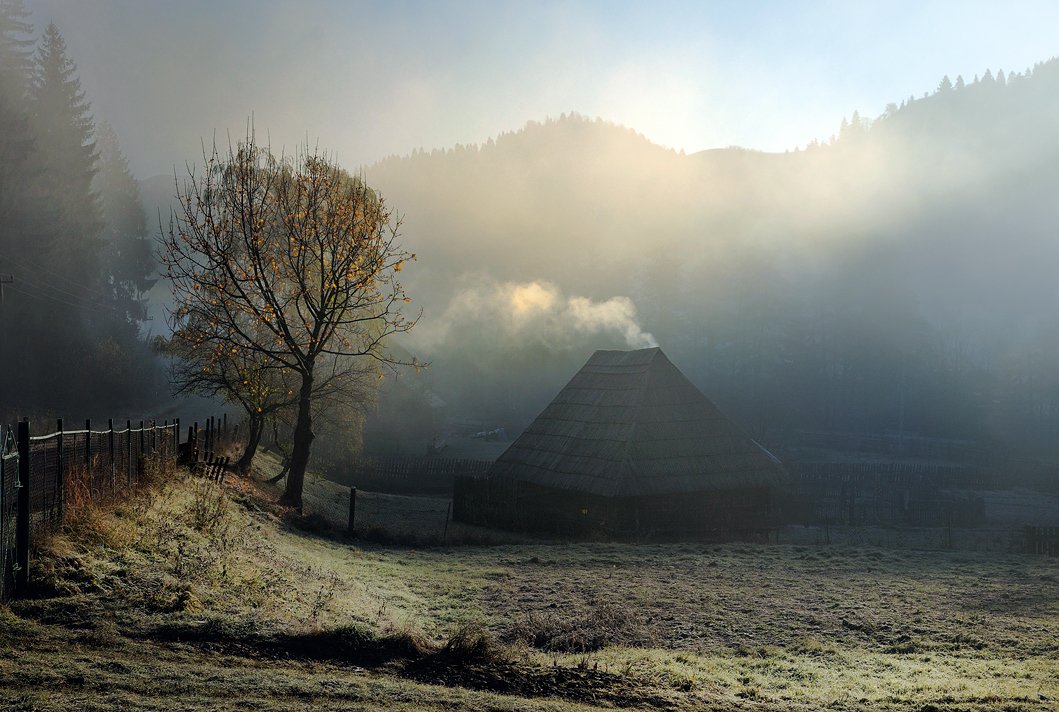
{"left": 1024, "top": 526, "right": 1058, "bottom": 556}
{"left": 779, "top": 462, "right": 987, "bottom": 527}
{"left": 0, "top": 417, "right": 180, "bottom": 600}
{"left": 340, "top": 455, "right": 492, "bottom": 495}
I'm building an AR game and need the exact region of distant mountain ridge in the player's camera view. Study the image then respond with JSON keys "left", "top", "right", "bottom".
{"left": 356, "top": 58, "right": 1059, "bottom": 449}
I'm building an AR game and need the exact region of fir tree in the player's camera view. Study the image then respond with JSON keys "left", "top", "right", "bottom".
{"left": 29, "top": 22, "right": 102, "bottom": 286}
{"left": 0, "top": 0, "right": 35, "bottom": 255}
{"left": 95, "top": 120, "right": 155, "bottom": 323}
{"left": 0, "top": 0, "right": 33, "bottom": 96}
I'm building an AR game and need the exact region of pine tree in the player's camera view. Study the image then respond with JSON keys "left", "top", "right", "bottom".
{"left": 0, "top": 0, "right": 33, "bottom": 96}
{"left": 954, "top": 75, "right": 965, "bottom": 90}
{"left": 29, "top": 22, "right": 102, "bottom": 289}
{"left": 937, "top": 75, "right": 953, "bottom": 93}
{"left": 94, "top": 120, "right": 155, "bottom": 323}
{"left": 0, "top": 0, "right": 35, "bottom": 232}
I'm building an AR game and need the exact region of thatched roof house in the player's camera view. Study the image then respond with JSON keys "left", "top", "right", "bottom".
{"left": 454, "top": 347, "right": 787, "bottom": 539}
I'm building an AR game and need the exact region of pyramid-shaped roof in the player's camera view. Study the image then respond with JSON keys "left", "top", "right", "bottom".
{"left": 488, "top": 347, "right": 786, "bottom": 497}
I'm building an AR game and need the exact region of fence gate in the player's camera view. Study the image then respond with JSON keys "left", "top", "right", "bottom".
{"left": 1, "top": 428, "right": 19, "bottom": 600}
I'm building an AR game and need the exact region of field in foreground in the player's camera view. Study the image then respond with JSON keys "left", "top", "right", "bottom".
{"left": 0, "top": 459, "right": 1055, "bottom": 711}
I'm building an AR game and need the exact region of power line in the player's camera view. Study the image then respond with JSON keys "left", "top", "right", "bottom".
{"left": 6, "top": 282, "right": 121, "bottom": 313}
{"left": 4, "top": 253, "right": 114, "bottom": 300}
{"left": 14, "top": 274, "right": 121, "bottom": 312}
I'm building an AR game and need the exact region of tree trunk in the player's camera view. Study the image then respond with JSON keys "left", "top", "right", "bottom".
{"left": 281, "top": 373, "right": 314, "bottom": 509}
{"left": 235, "top": 415, "right": 263, "bottom": 474}
{"left": 265, "top": 457, "right": 290, "bottom": 484}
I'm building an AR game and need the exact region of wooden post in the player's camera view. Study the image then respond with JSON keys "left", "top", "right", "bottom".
{"left": 348, "top": 487, "right": 357, "bottom": 534}
{"left": 15, "top": 420, "right": 30, "bottom": 596}
{"left": 175, "top": 417, "right": 181, "bottom": 450}
{"left": 56, "top": 419, "right": 64, "bottom": 521}
{"left": 443, "top": 501, "right": 452, "bottom": 545}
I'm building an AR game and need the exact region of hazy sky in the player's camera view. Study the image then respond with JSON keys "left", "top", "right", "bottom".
{"left": 24, "top": 0, "right": 1059, "bottom": 177}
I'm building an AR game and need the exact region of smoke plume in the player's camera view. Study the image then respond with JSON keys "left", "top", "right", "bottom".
{"left": 416, "top": 278, "right": 657, "bottom": 351}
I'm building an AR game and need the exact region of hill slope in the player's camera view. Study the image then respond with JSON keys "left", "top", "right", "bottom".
{"left": 362, "top": 61, "right": 1059, "bottom": 453}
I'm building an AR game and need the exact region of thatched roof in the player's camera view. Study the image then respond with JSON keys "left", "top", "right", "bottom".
{"left": 488, "top": 347, "right": 786, "bottom": 497}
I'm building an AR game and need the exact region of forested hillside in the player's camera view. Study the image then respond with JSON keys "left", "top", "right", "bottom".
{"left": 366, "top": 60, "right": 1059, "bottom": 454}
{"left": 0, "top": 4, "right": 160, "bottom": 416}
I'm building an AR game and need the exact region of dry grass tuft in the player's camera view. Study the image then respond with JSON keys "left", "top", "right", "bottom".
{"left": 507, "top": 600, "right": 655, "bottom": 653}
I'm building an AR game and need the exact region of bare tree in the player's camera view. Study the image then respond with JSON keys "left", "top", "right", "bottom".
{"left": 162, "top": 131, "right": 418, "bottom": 507}
{"left": 161, "top": 315, "right": 295, "bottom": 472}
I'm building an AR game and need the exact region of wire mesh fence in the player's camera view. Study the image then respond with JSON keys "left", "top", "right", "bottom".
{"left": 1, "top": 432, "right": 19, "bottom": 599}
{"left": 0, "top": 418, "right": 181, "bottom": 600}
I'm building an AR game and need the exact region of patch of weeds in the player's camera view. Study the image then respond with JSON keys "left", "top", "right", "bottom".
{"left": 507, "top": 600, "right": 654, "bottom": 652}
{"left": 187, "top": 478, "right": 230, "bottom": 534}
{"left": 301, "top": 572, "right": 340, "bottom": 625}
{"left": 440, "top": 621, "right": 504, "bottom": 663}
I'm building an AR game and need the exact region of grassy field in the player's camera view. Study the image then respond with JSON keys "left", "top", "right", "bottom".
{"left": 0, "top": 455, "right": 1055, "bottom": 711}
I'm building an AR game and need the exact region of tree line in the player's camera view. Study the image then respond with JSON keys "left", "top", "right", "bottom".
{"left": 0, "top": 1, "right": 158, "bottom": 416}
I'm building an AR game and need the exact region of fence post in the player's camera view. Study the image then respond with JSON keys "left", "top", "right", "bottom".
{"left": 348, "top": 487, "right": 356, "bottom": 534}
{"left": 108, "top": 419, "right": 115, "bottom": 491}
{"left": 84, "top": 419, "right": 91, "bottom": 471}
{"left": 175, "top": 418, "right": 180, "bottom": 451}
{"left": 15, "top": 420, "right": 30, "bottom": 596}
{"left": 139, "top": 420, "right": 145, "bottom": 479}
{"left": 56, "top": 418, "right": 64, "bottom": 522}
{"left": 126, "top": 420, "right": 133, "bottom": 487}
{"left": 443, "top": 501, "right": 451, "bottom": 545}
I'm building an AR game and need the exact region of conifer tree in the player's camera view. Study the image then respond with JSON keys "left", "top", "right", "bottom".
{"left": 0, "top": 0, "right": 33, "bottom": 96}
{"left": 95, "top": 120, "right": 155, "bottom": 323}
{"left": 0, "top": 0, "right": 35, "bottom": 239}
{"left": 29, "top": 22, "right": 102, "bottom": 285}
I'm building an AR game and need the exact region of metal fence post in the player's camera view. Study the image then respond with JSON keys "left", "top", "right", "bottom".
{"left": 108, "top": 419, "right": 115, "bottom": 491}
{"left": 56, "top": 419, "right": 64, "bottom": 521}
{"left": 15, "top": 420, "right": 30, "bottom": 596}
{"left": 126, "top": 420, "right": 133, "bottom": 487}
{"left": 139, "top": 420, "right": 145, "bottom": 480}
{"left": 84, "top": 419, "right": 91, "bottom": 471}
